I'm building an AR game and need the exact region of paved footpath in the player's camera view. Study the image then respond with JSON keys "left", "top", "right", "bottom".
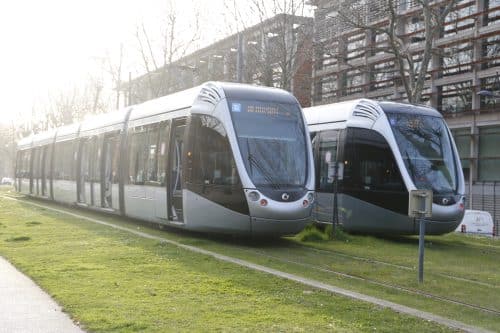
{"left": 0, "top": 256, "right": 85, "bottom": 333}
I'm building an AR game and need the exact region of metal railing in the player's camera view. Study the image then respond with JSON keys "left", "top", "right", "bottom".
{"left": 465, "top": 181, "right": 499, "bottom": 236}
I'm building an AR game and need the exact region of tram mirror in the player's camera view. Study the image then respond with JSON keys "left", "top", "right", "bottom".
{"left": 337, "top": 162, "right": 344, "bottom": 180}
{"left": 408, "top": 189, "right": 432, "bottom": 218}
{"left": 325, "top": 151, "right": 331, "bottom": 163}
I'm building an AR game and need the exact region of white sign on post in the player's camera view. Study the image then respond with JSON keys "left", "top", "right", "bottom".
{"left": 408, "top": 189, "right": 433, "bottom": 283}
{"left": 408, "top": 190, "right": 433, "bottom": 218}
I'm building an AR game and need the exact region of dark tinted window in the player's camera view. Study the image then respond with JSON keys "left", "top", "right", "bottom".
{"left": 186, "top": 115, "right": 247, "bottom": 214}
{"left": 342, "top": 128, "right": 407, "bottom": 214}
{"left": 188, "top": 115, "right": 240, "bottom": 186}
{"left": 343, "top": 128, "right": 405, "bottom": 192}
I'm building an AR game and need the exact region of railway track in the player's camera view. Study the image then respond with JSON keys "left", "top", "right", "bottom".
{"left": 228, "top": 244, "right": 500, "bottom": 316}
{"left": 299, "top": 244, "right": 499, "bottom": 289}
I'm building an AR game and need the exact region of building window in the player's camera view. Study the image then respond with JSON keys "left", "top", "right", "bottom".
{"left": 317, "top": 75, "right": 338, "bottom": 102}
{"left": 451, "top": 128, "right": 471, "bottom": 181}
{"left": 346, "top": 33, "right": 365, "bottom": 62}
{"left": 479, "top": 76, "right": 500, "bottom": 111}
{"left": 486, "top": 0, "right": 500, "bottom": 25}
{"left": 405, "top": 15, "right": 425, "bottom": 45}
{"left": 441, "top": 42, "right": 473, "bottom": 77}
{"left": 438, "top": 81, "right": 472, "bottom": 114}
{"left": 478, "top": 126, "right": 500, "bottom": 181}
{"left": 345, "top": 68, "right": 364, "bottom": 95}
{"left": 443, "top": 1, "right": 476, "bottom": 37}
{"left": 371, "top": 61, "right": 395, "bottom": 91}
{"left": 482, "top": 35, "right": 500, "bottom": 69}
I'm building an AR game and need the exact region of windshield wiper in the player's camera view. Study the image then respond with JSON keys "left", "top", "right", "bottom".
{"left": 247, "top": 153, "right": 281, "bottom": 190}
{"left": 405, "top": 151, "right": 416, "bottom": 180}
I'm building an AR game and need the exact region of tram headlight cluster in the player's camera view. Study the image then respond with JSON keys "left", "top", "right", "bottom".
{"left": 248, "top": 191, "right": 260, "bottom": 201}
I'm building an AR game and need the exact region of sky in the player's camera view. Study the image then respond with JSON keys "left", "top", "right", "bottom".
{"left": 0, "top": 0, "right": 259, "bottom": 126}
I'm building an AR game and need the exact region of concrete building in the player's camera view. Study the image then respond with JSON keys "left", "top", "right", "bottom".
{"left": 123, "top": 14, "right": 313, "bottom": 107}
{"left": 311, "top": 0, "right": 500, "bottom": 232}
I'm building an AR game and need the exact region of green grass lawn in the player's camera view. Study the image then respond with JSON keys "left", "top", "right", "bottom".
{"left": 167, "top": 228, "right": 500, "bottom": 332}
{"left": 0, "top": 192, "right": 453, "bottom": 333}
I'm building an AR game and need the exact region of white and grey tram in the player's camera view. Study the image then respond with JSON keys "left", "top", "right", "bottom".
{"left": 16, "top": 82, "right": 315, "bottom": 236}
{"left": 304, "top": 99, "right": 465, "bottom": 235}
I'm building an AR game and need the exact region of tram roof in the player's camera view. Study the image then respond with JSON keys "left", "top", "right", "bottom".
{"left": 79, "top": 108, "right": 130, "bottom": 137}
{"left": 32, "top": 129, "right": 57, "bottom": 147}
{"left": 128, "top": 86, "right": 201, "bottom": 122}
{"left": 54, "top": 123, "right": 80, "bottom": 143}
{"left": 17, "top": 135, "right": 34, "bottom": 150}
{"left": 220, "top": 82, "right": 297, "bottom": 104}
{"left": 378, "top": 101, "right": 442, "bottom": 117}
{"left": 18, "top": 82, "right": 298, "bottom": 147}
{"left": 304, "top": 99, "right": 442, "bottom": 126}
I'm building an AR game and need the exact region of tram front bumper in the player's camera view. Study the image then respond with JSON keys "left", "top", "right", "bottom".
{"left": 250, "top": 216, "right": 311, "bottom": 236}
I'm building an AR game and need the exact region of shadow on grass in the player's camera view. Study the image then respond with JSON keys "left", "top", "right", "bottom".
{"left": 20, "top": 195, "right": 294, "bottom": 250}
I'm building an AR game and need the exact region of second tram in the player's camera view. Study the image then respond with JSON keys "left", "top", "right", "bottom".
{"left": 304, "top": 99, "right": 465, "bottom": 235}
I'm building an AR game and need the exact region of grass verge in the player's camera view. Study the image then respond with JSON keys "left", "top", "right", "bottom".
{"left": 0, "top": 194, "right": 452, "bottom": 332}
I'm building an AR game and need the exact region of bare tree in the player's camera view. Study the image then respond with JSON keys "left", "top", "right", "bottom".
{"left": 106, "top": 44, "right": 124, "bottom": 110}
{"left": 224, "top": 0, "right": 313, "bottom": 91}
{"left": 134, "top": 0, "right": 201, "bottom": 101}
{"left": 0, "top": 121, "right": 17, "bottom": 177}
{"left": 328, "top": 0, "right": 458, "bottom": 103}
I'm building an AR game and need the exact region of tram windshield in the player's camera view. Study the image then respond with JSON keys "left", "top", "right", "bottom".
{"left": 229, "top": 99, "right": 308, "bottom": 189}
{"left": 388, "top": 113, "right": 458, "bottom": 194}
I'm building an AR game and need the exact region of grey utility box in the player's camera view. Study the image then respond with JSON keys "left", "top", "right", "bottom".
{"left": 408, "top": 190, "right": 433, "bottom": 218}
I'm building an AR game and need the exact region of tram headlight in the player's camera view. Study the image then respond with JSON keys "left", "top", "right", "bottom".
{"left": 307, "top": 192, "right": 314, "bottom": 204}
{"left": 248, "top": 191, "right": 260, "bottom": 201}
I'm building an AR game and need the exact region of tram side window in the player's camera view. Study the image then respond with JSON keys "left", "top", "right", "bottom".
{"left": 128, "top": 124, "right": 163, "bottom": 185}
{"left": 54, "top": 141, "right": 76, "bottom": 181}
{"left": 157, "top": 122, "right": 169, "bottom": 186}
{"left": 343, "top": 128, "right": 405, "bottom": 192}
{"left": 16, "top": 150, "right": 31, "bottom": 178}
{"left": 32, "top": 148, "right": 42, "bottom": 179}
{"left": 44, "top": 145, "right": 52, "bottom": 179}
{"left": 104, "top": 134, "right": 121, "bottom": 184}
{"left": 189, "top": 115, "right": 240, "bottom": 186}
{"left": 145, "top": 125, "right": 159, "bottom": 183}
{"left": 317, "top": 130, "right": 338, "bottom": 192}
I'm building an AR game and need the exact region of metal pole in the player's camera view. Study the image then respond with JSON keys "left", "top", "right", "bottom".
{"left": 331, "top": 162, "right": 339, "bottom": 238}
{"left": 128, "top": 72, "right": 132, "bottom": 106}
{"left": 418, "top": 217, "right": 425, "bottom": 283}
{"left": 236, "top": 33, "right": 244, "bottom": 83}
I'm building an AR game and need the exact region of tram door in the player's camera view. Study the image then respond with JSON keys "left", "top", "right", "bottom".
{"left": 313, "top": 130, "right": 340, "bottom": 223}
{"left": 41, "top": 146, "right": 49, "bottom": 197}
{"left": 168, "top": 120, "right": 185, "bottom": 221}
{"left": 79, "top": 137, "right": 101, "bottom": 207}
{"left": 32, "top": 148, "right": 41, "bottom": 195}
{"left": 102, "top": 134, "right": 120, "bottom": 210}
